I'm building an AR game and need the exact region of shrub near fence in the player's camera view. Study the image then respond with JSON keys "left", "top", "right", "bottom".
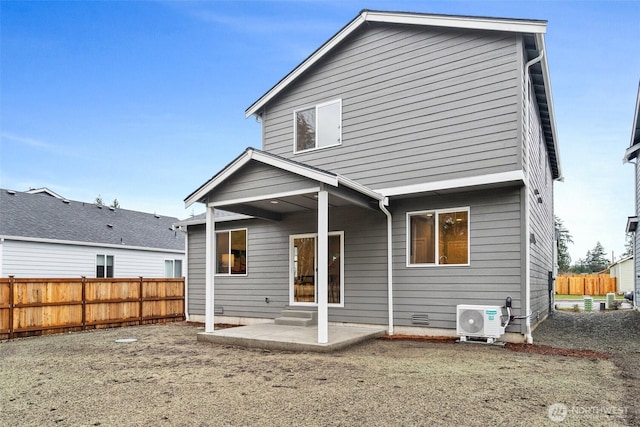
{"left": 555, "top": 274, "right": 617, "bottom": 296}
{"left": 0, "top": 277, "right": 184, "bottom": 340}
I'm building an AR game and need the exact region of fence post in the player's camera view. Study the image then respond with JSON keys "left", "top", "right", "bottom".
{"left": 139, "top": 277, "right": 144, "bottom": 326}
{"left": 81, "top": 276, "right": 87, "bottom": 330}
{"left": 8, "top": 275, "right": 15, "bottom": 340}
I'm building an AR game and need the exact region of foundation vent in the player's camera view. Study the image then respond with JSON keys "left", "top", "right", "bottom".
{"left": 411, "top": 313, "right": 430, "bottom": 325}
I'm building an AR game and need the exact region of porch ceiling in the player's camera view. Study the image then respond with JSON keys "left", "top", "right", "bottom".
{"left": 216, "top": 189, "right": 377, "bottom": 221}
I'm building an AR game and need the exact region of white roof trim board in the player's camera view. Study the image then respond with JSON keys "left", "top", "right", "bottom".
{"left": 2, "top": 235, "right": 185, "bottom": 254}
{"left": 184, "top": 148, "right": 385, "bottom": 208}
{"left": 623, "top": 81, "right": 640, "bottom": 162}
{"left": 245, "top": 10, "right": 547, "bottom": 118}
{"left": 375, "top": 170, "right": 526, "bottom": 197}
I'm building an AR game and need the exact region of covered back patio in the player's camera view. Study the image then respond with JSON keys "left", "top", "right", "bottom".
{"left": 184, "top": 148, "right": 393, "bottom": 346}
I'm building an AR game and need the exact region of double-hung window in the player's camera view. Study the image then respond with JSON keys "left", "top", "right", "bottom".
{"left": 165, "top": 259, "right": 183, "bottom": 278}
{"left": 216, "top": 229, "right": 247, "bottom": 275}
{"left": 96, "top": 254, "right": 114, "bottom": 278}
{"left": 407, "top": 208, "right": 469, "bottom": 266}
{"left": 294, "top": 99, "right": 341, "bottom": 153}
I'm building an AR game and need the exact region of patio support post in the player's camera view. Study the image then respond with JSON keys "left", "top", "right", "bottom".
{"left": 205, "top": 205, "right": 216, "bottom": 333}
{"left": 317, "top": 189, "right": 329, "bottom": 344}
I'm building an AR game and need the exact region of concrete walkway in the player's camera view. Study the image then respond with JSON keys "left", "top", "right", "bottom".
{"left": 197, "top": 323, "right": 387, "bottom": 352}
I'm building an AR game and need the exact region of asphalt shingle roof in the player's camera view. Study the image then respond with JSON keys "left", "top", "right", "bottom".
{"left": 0, "top": 189, "right": 184, "bottom": 251}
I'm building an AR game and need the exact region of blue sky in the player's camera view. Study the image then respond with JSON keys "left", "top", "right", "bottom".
{"left": 1, "top": 1, "right": 639, "bottom": 263}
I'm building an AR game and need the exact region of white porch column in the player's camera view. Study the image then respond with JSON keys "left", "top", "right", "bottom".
{"left": 317, "top": 189, "right": 329, "bottom": 344}
{"left": 205, "top": 206, "right": 216, "bottom": 333}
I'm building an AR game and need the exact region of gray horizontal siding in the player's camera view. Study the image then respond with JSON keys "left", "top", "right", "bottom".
{"left": 262, "top": 23, "right": 521, "bottom": 188}
{"left": 185, "top": 206, "right": 389, "bottom": 324}
{"left": 391, "top": 187, "right": 523, "bottom": 332}
{"left": 525, "top": 81, "right": 554, "bottom": 326}
{"left": 208, "top": 161, "right": 318, "bottom": 204}
{"left": 186, "top": 224, "right": 206, "bottom": 316}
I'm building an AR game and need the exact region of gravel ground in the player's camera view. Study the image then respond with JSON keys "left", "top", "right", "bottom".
{"left": 1, "top": 310, "right": 638, "bottom": 427}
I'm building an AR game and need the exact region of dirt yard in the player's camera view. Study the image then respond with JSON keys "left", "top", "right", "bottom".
{"left": 1, "top": 310, "right": 638, "bottom": 426}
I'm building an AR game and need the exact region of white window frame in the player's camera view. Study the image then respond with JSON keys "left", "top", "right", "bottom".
{"left": 164, "top": 259, "right": 183, "bottom": 278}
{"left": 293, "top": 99, "right": 342, "bottom": 154}
{"left": 96, "top": 254, "right": 115, "bottom": 278}
{"left": 289, "top": 231, "right": 344, "bottom": 307}
{"left": 406, "top": 207, "right": 470, "bottom": 267}
{"left": 215, "top": 228, "right": 248, "bottom": 276}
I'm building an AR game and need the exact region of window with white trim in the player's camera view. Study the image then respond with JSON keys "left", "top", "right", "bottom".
{"left": 165, "top": 259, "right": 183, "bottom": 278}
{"left": 96, "top": 254, "right": 114, "bottom": 278}
{"left": 294, "top": 99, "right": 341, "bottom": 152}
{"left": 216, "top": 229, "right": 247, "bottom": 275}
{"left": 407, "top": 208, "right": 469, "bottom": 266}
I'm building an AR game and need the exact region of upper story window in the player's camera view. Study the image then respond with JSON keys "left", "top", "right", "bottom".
{"left": 96, "top": 254, "right": 114, "bottom": 278}
{"left": 407, "top": 208, "right": 470, "bottom": 266}
{"left": 216, "top": 229, "right": 247, "bottom": 275}
{"left": 294, "top": 99, "right": 341, "bottom": 153}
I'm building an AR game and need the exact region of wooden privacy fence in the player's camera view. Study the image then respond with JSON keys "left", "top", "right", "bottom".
{"left": 0, "top": 277, "right": 184, "bottom": 340}
{"left": 555, "top": 274, "right": 617, "bottom": 296}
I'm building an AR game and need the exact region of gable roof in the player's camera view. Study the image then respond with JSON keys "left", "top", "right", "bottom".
{"left": 0, "top": 189, "right": 184, "bottom": 252}
{"left": 623, "top": 81, "right": 640, "bottom": 162}
{"left": 245, "top": 9, "right": 561, "bottom": 180}
{"left": 184, "top": 147, "right": 385, "bottom": 208}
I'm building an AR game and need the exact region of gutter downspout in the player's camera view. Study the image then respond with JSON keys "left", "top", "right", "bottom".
{"left": 379, "top": 198, "right": 394, "bottom": 335}
{"left": 524, "top": 48, "right": 545, "bottom": 344}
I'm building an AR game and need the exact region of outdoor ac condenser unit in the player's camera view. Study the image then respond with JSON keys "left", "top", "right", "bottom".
{"left": 456, "top": 304, "right": 505, "bottom": 343}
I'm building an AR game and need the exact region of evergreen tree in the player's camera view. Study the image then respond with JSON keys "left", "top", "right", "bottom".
{"left": 110, "top": 199, "right": 120, "bottom": 209}
{"left": 95, "top": 194, "right": 103, "bottom": 206}
{"left": 554, "top": 216, "right": 573, "bottom": 273}
{"left": 584, "top": 241, "right": 609, "bottom": 273}
{"left": 622, "top": 233, "right": 634, "bottom": 257}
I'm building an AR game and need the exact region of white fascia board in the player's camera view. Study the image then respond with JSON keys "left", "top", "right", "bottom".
{"left": 245, "top": 14, "right": 366, "bottom": 118}
{"left": 624, "top": 144, "right": 640, "bottom": 163}
{"left": 376, "top": 170, "right": 525, "bottom": 197}
{"left": 245, "top": 10, "right": 546, "bottom": 119}
{"left": 337, "top": 175, "right": 385, "bottom": 202}
{"left": 535, "top": 33, "right": 562, "bottom": 180}
{"left": 0, "top": 235, "right": 185, "bottom": 254}
{"left": 209, "top": 187, "right": 321, "bottom": 208}
{"left": 629, "top": 81, "right": 640, "bottom": 149}
{"left": 250, "top": 150, "right": 338, "bottom": 186}
{"left": 363, "top": 10, "right": 547, "bottom": 34}
{"left": 174, "top": 214, "right": 254, "bottom": 227}
{"left": 185, "top": 149, "right": 338, "bottom": 209}
{"left": 185, "top": 151, "right": 253, "bottom": 208}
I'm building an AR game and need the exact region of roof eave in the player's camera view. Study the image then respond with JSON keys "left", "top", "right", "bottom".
{"left": 246, "top": 10, "right": 548, "bottom": 119}
{"left": 534, "top": 33, "right": 562, "bottom": 180}
{"left": 184, "top": 148, "right": 339, "bottom": 208}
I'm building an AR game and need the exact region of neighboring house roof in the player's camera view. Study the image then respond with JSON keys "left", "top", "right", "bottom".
{"left": 245, "top": 9, "right": 561, "bottom": 180}
{"left": 623, "top": 81, "right": 640, "bottom": 162}
{"left": 0, "top": 189, "right": 184, "bottom": 251}
{"left": 184, "top": 147, "right": 385, "bottom": 209}
{"left": 610, "top": 255, "right": 633, "bottom": 268}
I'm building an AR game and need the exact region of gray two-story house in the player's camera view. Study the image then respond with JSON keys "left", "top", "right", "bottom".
{"left": 183, "top": 10, "right": 561, "bottom": 343}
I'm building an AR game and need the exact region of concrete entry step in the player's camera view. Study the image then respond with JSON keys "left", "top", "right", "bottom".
{"left": 274, "top": 309, "right": 317, "bottom": 327}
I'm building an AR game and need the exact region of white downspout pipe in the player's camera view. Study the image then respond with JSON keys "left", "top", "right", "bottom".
{"left": 524, "top": 48, "right": 545, "bottom": 344}
{"left": 205, "top": 206, "right": 216, "bottom": 333}
{"left": 379, "top": 199, "right": 394, "bottom": 335}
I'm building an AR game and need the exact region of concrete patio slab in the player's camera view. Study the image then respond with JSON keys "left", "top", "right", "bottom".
{"left": 197, "top": 323, "right": 387, "bottom": 352}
